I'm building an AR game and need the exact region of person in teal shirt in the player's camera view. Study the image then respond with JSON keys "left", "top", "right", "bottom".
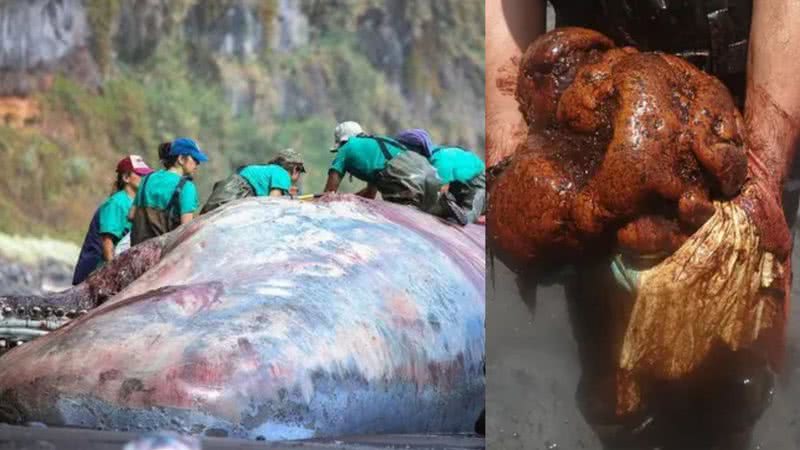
{"left": 396, "top": 128, "right": 486, "bottom": 224}
{"left": 72, "top": 155, "right": 154, "bottom": 285}
{"left": 130, "top": 138, "right": 208, "bottom": 245}
{"left": 200, "top": 148, "right": 306, "bottom": 214}
{"left": 323, "top": 121, "right": 441, "bottom": 215}
{"left": 429, "top": 147, "right": 486, "bottom": 186}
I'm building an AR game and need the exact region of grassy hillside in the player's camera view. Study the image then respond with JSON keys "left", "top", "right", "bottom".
{"left": 0, "top": 0, "right": 484, "bottom": 244}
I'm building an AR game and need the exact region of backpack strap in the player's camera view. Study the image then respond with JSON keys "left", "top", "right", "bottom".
{"left": 366, "top": 135, "right": 406, "bottom": 161}
{"left": 138, "top": 173, "right": 152, "bottom": 202}
{"left": 376, "top": 139, "right": 393, "bottom": 161}
{"left": 167, "top": 176, "right": 191, "bottom": 220}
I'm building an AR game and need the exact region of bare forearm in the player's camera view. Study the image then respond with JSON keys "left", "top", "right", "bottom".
{"left": 101, "top": 236, "right": 114, "bottom": 262}
{"left": 324, "top": 172, "right": 341, "bottom": 193}
{"left": 486, "top": 0, "right": 545, "bottom": 166}
{"left": 745, "top": 0, "right": 800, "bottom": 187}
{"left": 486, "top": 0, "right": 544, "bottom": 85}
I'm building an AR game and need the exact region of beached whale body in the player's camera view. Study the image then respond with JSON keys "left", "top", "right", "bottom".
{"left": 0, "top": 196, "right": 485, "bottom": 440}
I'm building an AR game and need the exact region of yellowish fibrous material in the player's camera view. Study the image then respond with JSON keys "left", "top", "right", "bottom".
{"left": 617, "top": 201, "right": 783, "bottom": 414}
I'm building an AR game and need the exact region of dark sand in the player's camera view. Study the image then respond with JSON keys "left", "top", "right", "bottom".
{"left": 487, "top": 231, "right": 800, "bottom": 450}
{"left": 0, "top": 425, "right": 484, "bottom": 450}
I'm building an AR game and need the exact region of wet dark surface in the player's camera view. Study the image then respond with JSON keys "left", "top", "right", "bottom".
{"left": 0, "top": 425, "right": 485, "bottom": 449}
{"left": 487, "top": 228, "right": 800, "bottom": 449}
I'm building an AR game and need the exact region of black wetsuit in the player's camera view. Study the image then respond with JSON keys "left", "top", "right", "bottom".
{"left": 550, "top": 0, "right": 751, "bottom": 102}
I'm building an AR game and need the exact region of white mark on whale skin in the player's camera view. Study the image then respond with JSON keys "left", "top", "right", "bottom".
{"left": 292, "top": 263, "right": 345, "bottom": 278}
{"left": 249, "top": 421, "right": 315, "bottom": 440}
{"left": 254, "top": 287, "right": 293, "bottom": 298}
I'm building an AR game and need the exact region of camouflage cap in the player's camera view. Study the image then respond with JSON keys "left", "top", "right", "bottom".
{"left": 272, "top": 148, "right": 305, "bottom": 172}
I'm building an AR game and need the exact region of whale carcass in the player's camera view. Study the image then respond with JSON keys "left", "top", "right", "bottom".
{"left": 0, "top": 195, "right": 485, "bottom": 440}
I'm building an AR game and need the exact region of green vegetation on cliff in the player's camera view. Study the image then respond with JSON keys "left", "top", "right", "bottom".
{"left": 0, "top": 0, "right": 484, "bottom": 244}
{"left": 86, "top": 0, "right": 122, "bottom": 75}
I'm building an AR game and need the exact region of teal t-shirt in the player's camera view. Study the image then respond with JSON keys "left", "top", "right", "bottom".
{"left": 430, "top": 147, "right": 485, "bottom": 185}
{"left": 329, "top": 136, "right": 405, "bottom": 183}
{"left": 98, "top": 190, "right": 134, "bottom": 242}
{"left": 134, "top": 170, "right": 199, "bottom": 214}
{"left": 238, "top": 164, "right": 292, "bottom": 196}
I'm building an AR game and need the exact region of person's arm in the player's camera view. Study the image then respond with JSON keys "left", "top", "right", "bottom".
{"left": 179, "top": 182, "right": 198, "bottom": 225}
{"left": 440, "top": 184, "right": 450, "bottom": 193}
{"left": 97, "top": 199, "right": 127, "bottom": 260}
{"left": 326, "top": 144, "right": 351, "bottom": 193}
{"left": 356, "top": 183, "right": 378, "bottom": 199}
{"left": 101, "top": 235, "right": 115, "bottom": 262}
{"left": 127, "top": 206, "right": 136, "bottom": 222}
{"left": 486, "top": 0, "right": 545, "bottom": 167}
{"left": 270, "top": 169, "right": 292, "bottom": 198}
{"left": 325, "top": 170, "right": 342, "bottom": 193}
{"left": 744, "top": 0, "right": 800, "bottom": 191}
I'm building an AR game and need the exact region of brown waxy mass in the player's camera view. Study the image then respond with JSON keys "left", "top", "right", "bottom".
{"left": 489, "top": 27, "right": 748, "bottom": 269}
{"left": 488, "top": 27, "right": 793, "bottom": 417}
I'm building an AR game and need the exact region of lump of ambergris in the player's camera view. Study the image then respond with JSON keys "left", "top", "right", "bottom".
{"left": 489, "top": 27, "right": 748, "bottom": 269}
{"left": 488, "top": 27, "right": 791, "bottom": 417}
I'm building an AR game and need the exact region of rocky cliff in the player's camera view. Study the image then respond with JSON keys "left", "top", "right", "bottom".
{"left": 0, "top": 0, "right": 484, "bottom": 242}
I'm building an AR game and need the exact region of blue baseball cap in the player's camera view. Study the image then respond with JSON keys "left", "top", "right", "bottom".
{"left": 169, "top": 137, "right": 209, "bottom": 163}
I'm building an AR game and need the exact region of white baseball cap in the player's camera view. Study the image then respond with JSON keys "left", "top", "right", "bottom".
{"left": 330, "top": 121, "right": 364, "bottom": 152}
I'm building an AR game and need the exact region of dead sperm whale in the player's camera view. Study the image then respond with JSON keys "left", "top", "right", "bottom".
{"left": 0, "top": 195, "right": 485, "bottom": 440}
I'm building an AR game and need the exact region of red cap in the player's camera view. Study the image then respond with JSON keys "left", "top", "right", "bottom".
{"left": 116, "top": 155, "right": 154, "bottom": 176}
